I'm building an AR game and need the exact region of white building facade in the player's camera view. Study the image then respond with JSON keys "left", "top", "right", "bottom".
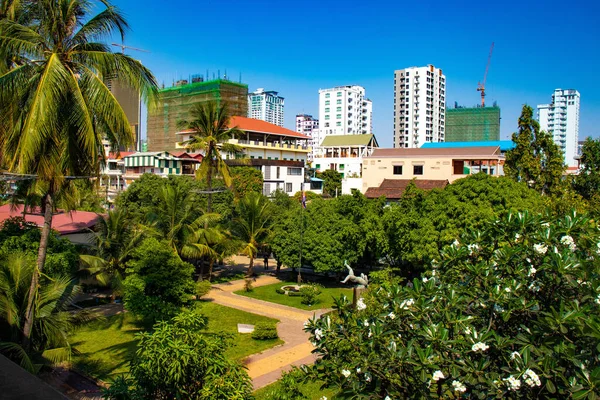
{"left": 248, "top": 88, "right": 285, "bottom": 127}
{"left": 537, "top": 89, "right": 580, "bottom": 167}
{"left": 296, "top": 114, "right": 320, "bottom": 152}
{"left": 393, "top": 65, "right": 446, "bottom": 148}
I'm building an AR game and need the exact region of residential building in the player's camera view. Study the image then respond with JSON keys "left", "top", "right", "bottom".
{"left": 122, "top": 151, "right": 200, "bottom": 184}
{"left": 362, "top": 146, "right": 504, "bottom": 193}
{"left": 296, "top": 114, "right": 320, "bottom": 147}
{"left": 106, "top": 78, "right": 141, "bottom": 151}
{"left": 313, "top": 134, "right": 379, "bottom": 178}
{"left": 393, "top": 65, "right": 446, "bottom": 148}
{"left": 317, "top": 86, "right": 373, "bottom": 157}
{"left": 445, "top": 106, "right": 500, "bottom": 142}
{"left": 421, "top": 140, "right": 514, "bottom": 155}
{"left": 146, "top": 78, "right": 248, "bottom": 151}
{"left": 248, "top": 88, "right": 284, "bottom": 126}
{"left": 365, "top": 179, "right": 449, "bottom": 201}
{"left": 176, "top": 117, "right": 311, "bottom": 196}
{"left": 537, "top": 89, "right": 580, "bottom": 167}
{"left": 100, "top": 151, "right": 135, "bottom": 200}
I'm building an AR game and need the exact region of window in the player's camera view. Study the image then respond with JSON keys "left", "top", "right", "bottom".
{"left": 325, "top": 100, "right": 330, "bottom": 105}
{"left": 336, "top": 107, "right": 342, "bottom": 112}
{"left": 337, "top": 114, "right": 342, "bottom": 119}
{"left": 393, "top": 165, "right": 403, "bottom": 175}
{"left": 336, "top": 122, "right": 341, "bottom": 126}
{"left": 413, "top": 165, "right": 424, "bottom": 175}
{"left": 315, "top": 164, "right": 321, "bottom": 169}
{"left": 339, "top": 164, "right": 344, "bottom": 170}
{"left": 287, "top": 167, "right": 302, "bottom": 176}
{"left": 286, "top": 183, "right": 292, "bottom": 193}
{"left": 337, "top": 99, "right": 342, "bottom": 104}
{"left": 325, "top": 107, "right": 330, "bottom": 112}
{"left": 337, "top": 92, "right": 342, "bottom": 97}
{"left": 325, "top": 115, "right": 330, "bottom": 120}
{"left": 325, "top": 93, "right": 330, "bottom": 98}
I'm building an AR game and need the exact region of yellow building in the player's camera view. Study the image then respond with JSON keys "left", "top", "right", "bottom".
{"left": 362, "top": 146, "right": 504, "bottom": 193}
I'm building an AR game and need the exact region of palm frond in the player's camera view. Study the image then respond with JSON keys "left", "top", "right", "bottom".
{"left": 71, "top": 4, "right": 128, "bottom": 45}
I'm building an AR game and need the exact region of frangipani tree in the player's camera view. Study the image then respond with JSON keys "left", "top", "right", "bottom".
{"left": 303, "top": 210, "right": 600, "bottom": 399}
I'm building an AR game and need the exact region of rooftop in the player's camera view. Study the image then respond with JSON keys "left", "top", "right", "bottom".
{"left": 365, "top": 179, "right": 449, "bottom": 200}
{"left": 320, "top": 134, "right": 378, "bottom": 147}
{"left": 421, "top": 141, "right": 514, "bottom": 152}
{"left": 367, "top": 146, "right": 502, "bottom": 158}
{"left": 178, "top": 116, "right": 311, "bottom": 140}
{"left": 0, "top": 204, "right": 100, "bottom": 235}
{"left": 159, "top": 78, "right": 248, "bottom": 93}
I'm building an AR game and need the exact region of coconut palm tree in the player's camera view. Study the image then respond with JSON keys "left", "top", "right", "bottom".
{"left": 179, "top": 101, "right": 244, "bottom": 212}
{"left": 0, "top": 0, "right": 158, "bottom": 343}
{"left": 80, "top": 207, "right": 143, "bottom": 291}
{"left": 231, "top": 192, "right": 273, "bottom": 277}
{"left": 0, "top": 253, "right": 86, "bottom": 373}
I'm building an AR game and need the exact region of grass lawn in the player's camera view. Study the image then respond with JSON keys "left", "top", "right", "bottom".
{"left": 254, "top": 379, "right": 338, "bottom": 399}
{"left": 69, "top": 302, "right": 283, "bottom": 382}
{"left": 235, "top": 280, "right": 353, "bottom": 310}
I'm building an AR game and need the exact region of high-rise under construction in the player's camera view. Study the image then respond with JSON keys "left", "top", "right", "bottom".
{"left": 445, "top": 106, "right": 500, "bottom": 142}
{"left": 146, "top": 78, "right": 248, "bottom": 151}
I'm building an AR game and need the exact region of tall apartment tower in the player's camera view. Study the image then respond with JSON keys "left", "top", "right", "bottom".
{"left": 296, "top": 114, "right": 319, "bottom": 144}
{"left": 248, "top": 89, "right": 285, "bottom": 127}
{"left": 393, "top": 65, "right": 446, "bottom": 148}
{"left": 537, "top": 89, "right": 580, "bottom": 167}
{"left": 146, "top": 78, "right": 248, "bottom": 152}
{"left": 103, "top": 78, "right": 141, "bottom": 154}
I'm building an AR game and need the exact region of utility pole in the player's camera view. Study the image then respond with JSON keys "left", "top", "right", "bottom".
{"left": 298, "top": 185, "right": 305, "bottom": 284}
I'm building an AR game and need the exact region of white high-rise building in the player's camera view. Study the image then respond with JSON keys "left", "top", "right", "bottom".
{"left": 248, "top": 88, "right": 284, "bottom": 126}
{"left": 317, "top": 85, "right": 372, "bottom": 156}
{"left": 296, "top": 114, "right": 319, "bottom": 146}
{"left": 537, "top": 89, "right": 580, "bottom": 167}
{"left": 393, "top": 65, "right": 446, "bottom": 148}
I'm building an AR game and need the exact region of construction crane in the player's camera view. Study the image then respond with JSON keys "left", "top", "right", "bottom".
{"left": 477, "top": 42, "right": 494, "bottom": 107}
{"left": 111, "top": 43, "right": 150, "bottom": 54}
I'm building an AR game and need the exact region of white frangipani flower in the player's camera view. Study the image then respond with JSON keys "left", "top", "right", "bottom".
{"left": 356, "top": 298, "right": 366, "bottom": 310}
{"left": 341, "top": 369, "right": 351, "bottom": 378}
{"left": 400, "top": 298, "right": 414, "bottom": 309}
{"left": 504, "top": 287, "right": 511, "bottom": 293}
{"left": 385, "top": 397, "right": 391, "bottom": 400}
{"left": 388, "top": 312, "right": 396, "bottom": 320}
{"left": 314, "top": 328, "right": 323, "bottom": 341}
{"left": 464, "top": 327, "right": 472, "bottom": 335}
{"left": 303, "top": 320, "right": 310, "bottom": 329}
{"left": 523, "top": 369, "right": 541, "bottom": 387}
{"left": 560, "top": 235, "right": 577, "bottom": 251}
{"left": 452, "top": 380, "right": 467, "bottom": 393}
{"left": 467, "top": 243, "right": 480, "bottom": 255}
{"left": 503, "top": 375, "right": 521, "bottom": 391}
{"left": 528, "top": 267, "right": 537, "bottom": 277}
{"left": 453, "top": 239, "right": 460, "bottom": 247}
{"left": 542, "top": 222, "right": 550, "bottom": 228}
{"left": 422, "top": 277, "right": 429, "bottom": 283}
{"left": 515, "top": 233, "right": 521, "bottom": 241}
{"left": 356, "top": 368, "right": 361, "bottom": 373}
{"left": 510, "top": 351, "right": 521, "bottom": 360}
{"left": 596, "top": 294, "right": 600, "bottom": 305}
{"left": 533, "top": 243, "right": 548, "bottom": 254}
{"left": 364, "top": 319, "right": 370, "bottom": 327}
{"left": 365, "top": 372, "right": 372, "bottom": 382}
{"left": 319, "top": 397, "right": 327, "bottom": 400}
{"left": 472, "top": 342, "right": 490, "bottom": 352}
{"left": 432, "top": 370, "right": 445, "bottom": 382}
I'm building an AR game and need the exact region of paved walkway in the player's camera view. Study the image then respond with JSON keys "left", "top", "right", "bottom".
{"left": 208, "top": 275, "right": 328, "bottom": 389}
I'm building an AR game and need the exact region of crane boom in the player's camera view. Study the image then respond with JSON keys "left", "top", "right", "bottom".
{"left": 476, "top": 42, "right": 494, "bottom": 107}
{"left": 111, "top": 43, "right": 150, "bottom": 54}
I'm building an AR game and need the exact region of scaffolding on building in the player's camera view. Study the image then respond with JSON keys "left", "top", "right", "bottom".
{"left": 146, "top": 78, "right": 248, "bottom": 152}
{"left": 445, "top": 106, "right": 501, "bottom": 142}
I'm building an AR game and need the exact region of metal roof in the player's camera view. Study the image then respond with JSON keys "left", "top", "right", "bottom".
{"left": 368, "top": 146, "right": 502, "bottom": 158}
{"left": 320, "top": 134, "right": 378, "bottom": 147}
{"left": 421, "top": 141, "right": 514, "bottom": 152}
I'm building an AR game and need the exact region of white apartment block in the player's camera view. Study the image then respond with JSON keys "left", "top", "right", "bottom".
{"left": 296, "top": 114, "right": 320, "bottom": 146}
{"left": 248, "top": 88, "right": 285, "bottom": 127}
{"left": 537, "top": 89, "right": 580, "bottom": 167}
{"left": 393, "top": 65, "right": 446, "bottom": 148}
{"left": 318, "top": 85, "right": 372, "bottom": 137}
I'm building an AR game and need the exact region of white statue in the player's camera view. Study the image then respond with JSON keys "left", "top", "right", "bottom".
{"left": 340, "top": 260, "right": 368, "bottom": 288}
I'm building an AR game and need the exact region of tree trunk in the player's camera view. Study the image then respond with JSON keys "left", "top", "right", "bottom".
{"left": 208, "top": 259, "right": 215, "bottom": 282}
{"left": 206, "top": 160, "right": 213, "bottom": 213}
{"left": 247, "top": 256, "right": 254, "bottom": 277}
{"left": 22, "top": 194, "right": 53, "bottom": 347}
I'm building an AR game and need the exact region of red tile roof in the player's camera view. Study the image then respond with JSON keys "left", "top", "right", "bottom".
{"left": 177, "top": 116, "right": 311, "bottom": 140}
{"left": 365, "top": 179, "right": 449, "bottom": 200}
{"left": 170, "top": 151, "right": 201, "bottom": 161}
{"left": 107, "top": 151, "right": 135, "bottom": 160}
{"left": 0, "top": 204, "right": 101, "bottom": 235}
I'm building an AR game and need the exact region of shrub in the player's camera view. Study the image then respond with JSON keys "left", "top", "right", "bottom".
{"left": 275, "top": 288, "right": 286, "bottom": 295}
{"left": 299, "top": 284, "right": 321, "bottom": 305}
{"left": 195, "top": 280, "right": 212, "bottom": 299}
{"left": 252, "top": 322, "right": 278, "bottom": 340}
{"left": 303, "top": 210, "right": 600, "bottom": 399}
{"left": 243, "top": 278, "right": 254, "bottom": 292}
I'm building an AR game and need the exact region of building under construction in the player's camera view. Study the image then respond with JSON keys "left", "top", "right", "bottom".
{"left": 146, "top": 78, "right": 248, "bottom": 151}
{"left": 445, "top": 106, "right": 501, "bottom": 142}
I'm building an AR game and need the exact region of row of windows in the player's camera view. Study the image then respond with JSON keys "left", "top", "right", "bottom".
{"left": 393, "top": 165, "right": 423, "bottom": 175}
{"left": 324, "top": 92, "right": 344, "bottom": 99}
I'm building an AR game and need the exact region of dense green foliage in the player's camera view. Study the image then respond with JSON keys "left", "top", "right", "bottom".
{"left": 102, "top": 310, "right": 253, "bottom": 399}
{"left": 505, "top": 105, "right": 566, "bottom": 195}
{"left": 575, "top": 137, "right": 600, "bottom": 200}
{"left": 0, "top": 217, "right": 79, "bottom": 277}
{"left": 303, "top": 210, "right": 600, "bottom": 399}
{"left": 0, "top": 253, "right": 84, "bottom": 373}
{"left": 231, "top": 166, "right": 264, "bottom": 199}
{"left": 317, "top": 169, "right": 342, "bottom": 197}
{"left": 252, "top": 322, "right": 279, "bottom": 340}
{"left": 123, "top": 238, "right": 195, "bottom": 323}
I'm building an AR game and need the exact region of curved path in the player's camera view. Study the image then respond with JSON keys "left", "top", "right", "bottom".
{"left": 207, "top": 276, "right": 328, "bottom": 389}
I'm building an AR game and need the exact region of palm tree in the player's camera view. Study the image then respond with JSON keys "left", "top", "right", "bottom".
{"left": 0, "top": 0, "right": 158, "bottom": 343}
{"left": 0, "top": 253, "right": 86, "bottom": 373}
{"left": 231, "top": 192, "right": 273, "bottom": 277}
{"left": 179, "top": 101, "right": 244, "bottom": 212}
{"left": 80, "top": 208, "right": 142, "bottom": 291}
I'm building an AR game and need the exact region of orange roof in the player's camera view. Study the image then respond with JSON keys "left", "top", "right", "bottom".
{"left": 107, "top": 151, "right": 135, "bottom": 160}
{"left": 177, "top": 116, "right": 310, "bottom": 140}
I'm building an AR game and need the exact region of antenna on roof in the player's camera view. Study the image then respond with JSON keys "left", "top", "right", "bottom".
{"left": 224, "top": 69, "right": 227, "bottom": 80}
{"left": 239, "top": 72, "right": 242, "bottom": 83}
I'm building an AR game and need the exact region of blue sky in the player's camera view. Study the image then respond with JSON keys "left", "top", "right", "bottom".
{"left": 115, "top": 0, "right": 600, "bottom": 147}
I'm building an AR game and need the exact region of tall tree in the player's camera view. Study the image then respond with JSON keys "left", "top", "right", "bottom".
{"left": 504, "top": 105, "right": 565, "bottom": 195}
{"left": 317, "top": 169, "right": 342, "bottom": 197}
{"left": 0, "top": 0, "right": 158, "bottom": 345}
{"left": 231, "top": 192, "right": 273, "bottom": 276}
{"left": 574, "top": 137, "right": 600, "bottom": 199}
{"left": 179, "top": 101, "right": 244, "bottom": 212}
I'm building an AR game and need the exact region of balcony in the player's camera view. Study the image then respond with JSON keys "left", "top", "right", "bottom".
{"left": 231, "top": 139, "right": 311, "bottom": 152}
